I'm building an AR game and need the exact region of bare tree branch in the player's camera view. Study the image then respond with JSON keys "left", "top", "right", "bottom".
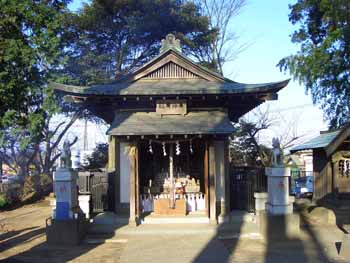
{"left": 194, "top": 0, "right": 247, "bottom": 75}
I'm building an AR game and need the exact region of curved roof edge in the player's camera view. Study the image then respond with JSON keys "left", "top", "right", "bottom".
{"left": 51, "top": 79, "right": 290, "bottom": 97}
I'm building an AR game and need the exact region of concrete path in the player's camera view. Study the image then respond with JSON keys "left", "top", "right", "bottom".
{"left": 85, "top": 222, "right": 348, "bottom": 263}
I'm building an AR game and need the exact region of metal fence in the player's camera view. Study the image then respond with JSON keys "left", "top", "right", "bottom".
{"left": 230, "top": 166, "right": 266, "bottom": 213}
{"left": 78, "top": 171, "right": 113, "bottom": 213}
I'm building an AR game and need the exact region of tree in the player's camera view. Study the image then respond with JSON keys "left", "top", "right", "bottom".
{"left": 193, "top": 0, "right": 246, "bottom": 74}
{"left": 278, "top": 0, "right": 350, "bottom": 128}
{"left": 0, "top": 0, "right": 70, "bottom": 128}
{"left": 0, "top": 0, "right": 86, "bottom": 177}
{"left": 230, "top": 109, "right": 272, "bottom": 167}
{"left": 82, "top": 143, "right": 108, "bottom": 170}
{"left": 57, "top": 0, "right": 216, "bottom": 85}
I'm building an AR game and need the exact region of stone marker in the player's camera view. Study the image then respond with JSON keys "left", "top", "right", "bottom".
{"left": 46, "top": 139, "right": 87, "bottom": 245}
{"left": 53, "top": 139, "right": 78, "bottom": 219}
{"left": 259, "top": 138, "right": 300, "bottom": 239}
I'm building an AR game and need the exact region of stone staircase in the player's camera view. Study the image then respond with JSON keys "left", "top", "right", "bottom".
{"left": 85, "top": 210, "right": 261, "bottom": 242}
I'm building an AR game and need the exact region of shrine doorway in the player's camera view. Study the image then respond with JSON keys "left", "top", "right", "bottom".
{"left": 138, "top": 139, "right": 208, "bottom": 217}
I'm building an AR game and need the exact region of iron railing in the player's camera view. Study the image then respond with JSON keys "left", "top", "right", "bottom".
{"left": 230, "top": 166, "right": 266, "bottom": 212}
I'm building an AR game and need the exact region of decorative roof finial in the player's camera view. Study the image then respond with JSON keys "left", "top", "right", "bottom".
{"left": 160, "top": 33, "right": 181, "bottom": 54}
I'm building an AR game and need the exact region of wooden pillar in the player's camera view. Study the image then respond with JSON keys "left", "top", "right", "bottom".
{"left": 135, "top": 143, "right": 140, "bottom": 219}
{"left": 129, "top": 143, "right": 138, "bottom": 226}
{"left": 204, "top": 142, "right": 209, "bottom": 216}
{"left": 333, "top": 160, "right": 339, "bottom": 198}
{"left": 115, "top": 139, "right": 120, "bottom": 213}
{"left": 209, "top": 142, "right": 216, "bottom": 223}
{"left": 108, "top": 136, "right": 116, "bottom": 170}
{"left": 108, "top": 135, "right": 120, "bottom": 213}
{"left": 224, "top": 139, "right": 230, "bottom": 216}
{"left": 169, "top": 143, "right": 175, "bottom": 208}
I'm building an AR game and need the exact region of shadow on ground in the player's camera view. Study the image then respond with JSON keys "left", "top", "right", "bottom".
{"left": 0, "top": 213, "right": 128, "bottom": 263}
{"left": 192, "top": 205, "right": 347, "bottom": 263}
{"left": 1, "top": 206, "right": 349, "bottom": 262}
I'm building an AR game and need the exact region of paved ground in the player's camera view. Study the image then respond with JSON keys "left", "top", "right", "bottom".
{"left": 0, "top": 201, "right": 349, "bottom": 263}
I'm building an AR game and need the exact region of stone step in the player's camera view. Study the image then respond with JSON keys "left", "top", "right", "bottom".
{"left": 230, "top": 210, "right": 258, "bottom": 224}
{"left": 141, "top": 215, "right": 210, "bottom": 224}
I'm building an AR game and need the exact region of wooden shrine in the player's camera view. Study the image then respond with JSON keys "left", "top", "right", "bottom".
{"left": 54, "top": 34, "right": 289, "bottom": 225}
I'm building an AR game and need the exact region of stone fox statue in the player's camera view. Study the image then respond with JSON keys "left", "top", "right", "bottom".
{"left": 60, "top": 139, "right": 72, "bottom": 168}
{"left": 271, "top": 137, "right": 284, "bottom": 167}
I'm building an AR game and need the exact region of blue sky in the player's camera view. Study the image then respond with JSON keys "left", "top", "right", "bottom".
{"left": 67, "top": 0, "right": 327, "bottom": 148}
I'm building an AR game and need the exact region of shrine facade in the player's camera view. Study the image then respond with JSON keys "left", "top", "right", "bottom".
{"left": 54, "top": 34, "right": 289, "bottom": 225}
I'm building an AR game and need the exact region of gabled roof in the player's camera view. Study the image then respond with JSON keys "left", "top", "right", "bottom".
{"left": 290, "top": 126, "right": 350, "bottom": 157}
{"left": 52, "top": 34, "right": 289, "bottom": 97}
{"left": 123, "top": 47, "right": 228, "bottom": 83}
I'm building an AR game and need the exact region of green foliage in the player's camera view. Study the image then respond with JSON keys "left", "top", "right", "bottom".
{"left": 230, "top": 119, "right": 271, "bottom": 167}
{"left": 0, "top": 194, "right": 8, "bottom": 208}
{"left": 0, "top": 0, "right": 70, "bottom": 145}
{"left": 83, "top": 143, "right": 108, "bottom": 170}
{"left": 278, "top": 0, "right": 350, "bottom": 128}
{"left": 57, "top": 0, "right": 216, "bottom": 84}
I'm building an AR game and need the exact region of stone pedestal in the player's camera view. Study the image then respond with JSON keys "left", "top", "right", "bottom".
{"left": 254, "top": 192, "right": 268, "bottom": 212}
{"left": 47, "top": 168, "right": 88, "bottom": 245}
{"left": 46, "top": 213, "right": 88, "bottom": 245}
{"left": 53, "top": 168, "right": 78, "bottom": 220}
{"left": 265, "top": 167, "right": 293, "bottom": 215}
{"left": 78, "top": 194, "right": 91, "bottom": 219}
{"left": 259, "top": 166, "right": 300, "bottom": 239}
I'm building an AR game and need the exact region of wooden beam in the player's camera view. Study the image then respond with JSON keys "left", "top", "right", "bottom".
{"left": 135, "top": 143, "right": 140, "bottom": 218}
{"left": 204, "top": 142, "right": 209, "bottom": 216}
{"left": 129, "top": 142, "right": 137, "bottom": 226}
{"left": 224, "top": 140, "right": 230, "bottom": 216}
{"left": 108, "top": 136, "right": 116, "bottom": 170}
{"left": 115, "top": 139, "right": 120, "bottom": 213}
{"left": 262, "top": 93, "right": 278, "bottom": 101}
{"left": 209, "top": 142, "right": 216, "bottom": 223}
{"left": 169, "top": 143, "right": 175, "bottom": 208}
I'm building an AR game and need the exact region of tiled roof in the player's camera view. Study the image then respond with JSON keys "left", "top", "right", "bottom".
{"left": 52, "top": 79, "right": 289, "bottom": 96}
{"left": 290, "top": 130, "right": 341, "bottom": 152}
{"left": 107, "top": 111, "right": 234, "bottom": 136}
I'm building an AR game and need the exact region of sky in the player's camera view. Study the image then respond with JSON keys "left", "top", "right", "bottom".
{"left": 66, "top": 0, "right": 328, "bottom": 151}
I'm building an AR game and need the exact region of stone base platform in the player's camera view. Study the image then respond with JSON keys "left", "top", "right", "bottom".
{"left": 46, "top": 213, "right": 88, "bottom": 245}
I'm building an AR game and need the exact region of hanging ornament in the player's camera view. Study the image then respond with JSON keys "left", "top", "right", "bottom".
{"left": 162, "top": 142, "right": 167, "bottom": 156}
{"left": 148, "top": 140, "right": 153, "bottom": 154}
{"left": 189, "top": 140, "right": 194, "bottom": 154}
{"left": 176, "top": 141, "right": 181, "bottom": 155}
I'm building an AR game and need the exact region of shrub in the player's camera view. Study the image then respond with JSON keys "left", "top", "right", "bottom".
{"left": 0, "top": 194, "right": 7, "bottom": 208}
{"left": 21, "top": 174, "right": 53, "bottom": 202}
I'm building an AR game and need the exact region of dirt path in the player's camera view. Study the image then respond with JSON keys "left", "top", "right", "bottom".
{"left": 0, "top": 201, "right": 124, "bottom": 263}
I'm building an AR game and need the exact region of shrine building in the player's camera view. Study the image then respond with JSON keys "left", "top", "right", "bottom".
{"left": 53, "top": 34, "right": 289, "bottom": 225}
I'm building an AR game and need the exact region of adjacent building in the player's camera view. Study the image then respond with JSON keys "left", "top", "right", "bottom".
{"left": 291, "top": 127, "right": 350, "bottom": 201}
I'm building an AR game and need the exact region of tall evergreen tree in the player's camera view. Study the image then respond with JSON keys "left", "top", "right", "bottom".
{"left": 278, "top": 0, "right": 350, "bottom": 128}
{"left": 57, "top": 0, "right": 216, "bottom": 85}
{"left": 0, "top": 0, "right": 70, "bottom": 128}
{"left": 0, "top": 0, "right": 75, "bottom": 176}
